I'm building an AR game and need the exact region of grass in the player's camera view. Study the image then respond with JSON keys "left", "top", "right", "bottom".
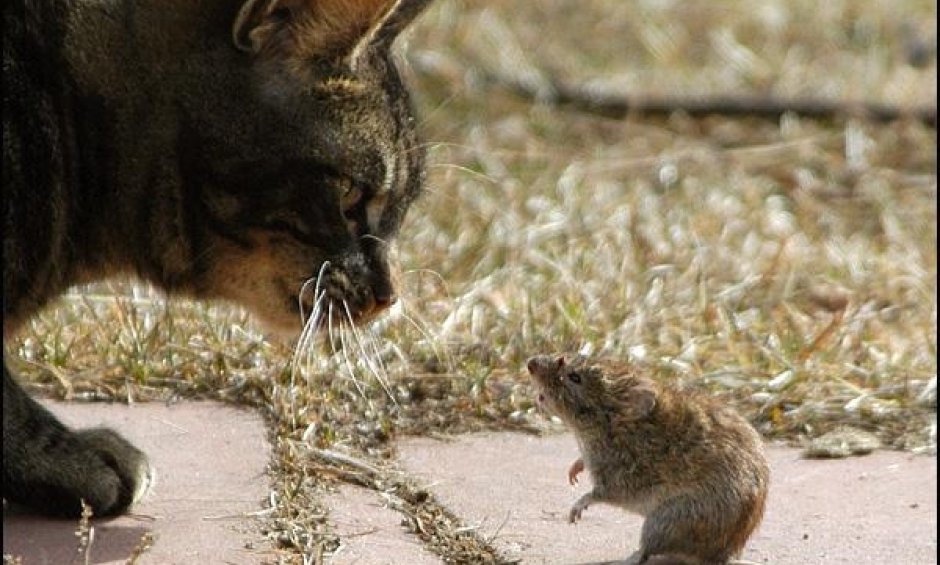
{"left": 5, "top": 1, "right": 937, "bottom": 563}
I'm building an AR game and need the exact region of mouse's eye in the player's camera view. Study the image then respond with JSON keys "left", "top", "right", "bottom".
{"left": 567, "top": 372, "right": 582, "bottom": 384}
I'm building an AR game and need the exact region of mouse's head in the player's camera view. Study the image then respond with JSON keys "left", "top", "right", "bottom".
{"left": 527, "top": 355, "right": 603, "bottom": 425}
{"left": 527, "top": 355, "right": 657, "bottom": 428}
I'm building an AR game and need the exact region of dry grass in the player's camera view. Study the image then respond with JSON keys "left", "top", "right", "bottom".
{"left": 5, "top": 1, "right": 936, "bottom": 563}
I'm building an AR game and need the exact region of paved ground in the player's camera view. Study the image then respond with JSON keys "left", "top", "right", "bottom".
{"left": 326, "top": 485, "right": 440, "bottom": 565}
{"left": 398, "top": 433, "right": 938, "bottom": 565}
{"left": 4, "top": 401, "right": 937, "bottom": 564}
{"left": 3, "top": 401, "right": 274, "bottom": 565}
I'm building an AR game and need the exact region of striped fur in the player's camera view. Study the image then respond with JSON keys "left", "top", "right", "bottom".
{"left": 3, "top": 0, "right": 433, "bottom": 517}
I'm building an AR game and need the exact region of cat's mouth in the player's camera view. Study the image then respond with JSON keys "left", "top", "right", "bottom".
{"left": 293, "top": 261, "right": 396, "bottom": 331}
{"left": 295, "top": 293, "right": 386, "bottom": 330}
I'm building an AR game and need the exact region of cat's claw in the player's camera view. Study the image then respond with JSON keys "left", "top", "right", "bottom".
{"left": 5, "top": 426, "right": 153, "bottom": 518}
{"left": 73, "top": 427, "right": 154, "bottom": 516}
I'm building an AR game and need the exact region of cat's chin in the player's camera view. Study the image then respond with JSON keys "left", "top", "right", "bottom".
{"left": 249, "top": 300, "right": 391, "bottom": 341}
{"left": 243, "top": 306, "right": 305, "bottom": 341}
{"left": 261, "top": 322, "right": 305, "bottom": 343}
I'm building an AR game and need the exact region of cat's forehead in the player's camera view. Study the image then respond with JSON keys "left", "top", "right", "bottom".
{"left": 248, "top": 50, "right": 423, "bottom": 235}
{"left": 264, "top": 82, "right": 404, "bottom": 169}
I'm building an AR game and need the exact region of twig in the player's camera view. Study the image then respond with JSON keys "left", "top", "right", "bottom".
{"left": 413, "top": 55, "right": 938, "bottom": 128}
{"left": 798, "top": 307, "right": 847, "bottom": 364}
{"left": 309, "top": 448, "right": 383, "bottom": 476}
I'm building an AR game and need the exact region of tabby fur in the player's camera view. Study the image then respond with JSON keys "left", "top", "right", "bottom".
{"left": 3, "top": 0, "right": 433, "bottom": 517}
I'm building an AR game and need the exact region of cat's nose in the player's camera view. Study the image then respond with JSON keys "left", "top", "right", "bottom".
{"left": 373, "top": 290, "right": 397, "bottom": 309}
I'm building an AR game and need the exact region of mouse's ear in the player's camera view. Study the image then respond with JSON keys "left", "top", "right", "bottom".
{"left": 555, "top": 356, "right": 565, "bottom": 369}
{"left": 627, "top": 385, "right": 656, "bottom": 418}
{"left": 614, "top": 378, "right": 657, "bottom": 423}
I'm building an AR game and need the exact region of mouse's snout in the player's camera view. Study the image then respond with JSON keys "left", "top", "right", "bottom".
{"left": 527, "top": 355, "right": 567, "bottom": 378}
{"left": 526, "top": 357, "right": 540, "bottom": 374}
{"left": 527, "top": 354, "right": 566, "bottom": 375}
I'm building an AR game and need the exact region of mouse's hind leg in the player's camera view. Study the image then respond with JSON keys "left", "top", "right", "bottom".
{"left": 638, "top": 495, "right": 735, "bottom": 565}
{"left": 636, "top": 553, "right": 706, "bottom": 565}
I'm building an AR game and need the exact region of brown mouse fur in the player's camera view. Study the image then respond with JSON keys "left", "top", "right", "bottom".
{"left": 527, "top": 354, "right": 769, "bottom": 565}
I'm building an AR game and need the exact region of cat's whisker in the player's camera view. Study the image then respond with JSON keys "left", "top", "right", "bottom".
{"left": 382, "top": 339, "right": 410, "bottom": 368}
{"left": 396, "top": 304, "right": 438, "bottom": 348}
{"left": 292, "top": 290, "right": 326, "bottom": 379}
{"left": 293, "top": 299, "right": 319, "bottom": 374}
{"left": 400, "top": 268, "right": 448, "bottom": 293}
{"left": 297, "top": 278, "right": 318, "bottom": 325}
{"left": 288, "top": 299, "right": 325, "bottom": 429}
{"left": 300, "top": 261, "right": 331, "bottom": 324}
{"left": 406, "top": 139, "right": 567, "bottom": 161}
{"left": 363, "top": 325, "right": 397, "bottom": 406}
{"left": 296, "top": 282, "right": 325, "bottom": 336}
{"left": 397, "top": 303, "right": 452, "bottom": 373}
{"left": 326, "top": 301, "right": 339, "bottom": 357}
{"left": 291, "top": 319, "right": 308, "bottom": 376}
{"left": 342, "top": 301, "right": 395, "bottom": 403}
{"left": 336, "top": 306, "right": 369, "bottom": 402}
{"left": 427, "top": 162, "right": 500, "bottom": 184}
{"left": 415, "top": 83, "right": 466, "bottom": 128}
{"left": 341, "top": 302, "right": 373, "bottom": 374}
{"left": 359, "top": 234, "right": 391, "bottom": 247}
{"left": 292, "top": 259, "right": 331, "bottom": 377}
{"left": 401, "top": 268, "right": 445, "bottom": 279}
{"left": 402, "top": 140, "right": 475, "bottom": 155}
{"left": 365, "top": 320, "right": 391, "bottom": 378}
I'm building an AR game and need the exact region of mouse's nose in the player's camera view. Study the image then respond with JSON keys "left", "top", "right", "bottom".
{"left": 526, "top": 357, "right": 541, "bottom": 374}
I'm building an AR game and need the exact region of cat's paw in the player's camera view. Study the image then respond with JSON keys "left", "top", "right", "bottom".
{"left": 72, "top": 427, "right": 154, "bottom": 516}
{"left": 6, "top": 426, "right": 154, "bottom": 518}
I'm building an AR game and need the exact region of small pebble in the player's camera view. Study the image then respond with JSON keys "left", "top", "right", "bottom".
{"left": 802, "top": 426, "right": 882, "bottom": 459}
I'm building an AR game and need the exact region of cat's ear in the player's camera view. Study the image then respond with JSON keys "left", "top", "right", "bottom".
{"left": 351, "top": 0, "right": 435, "bottom": 55}
{"left": 231, "top": 0, "right": 287, "bottom": 53}
{"left": 232, "top": 0, "right": 433, "bottom": 67}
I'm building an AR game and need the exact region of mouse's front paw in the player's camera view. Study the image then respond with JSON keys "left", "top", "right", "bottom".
{"left": 567, "top": 457, "right": 584, "bottom": 485}
{"left": 568, "top": 504, "right": 583, "bottom": 523}
{"left": 568, "top": 493, "right": 592, "bottom": 524}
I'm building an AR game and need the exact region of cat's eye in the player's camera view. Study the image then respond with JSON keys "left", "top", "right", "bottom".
{"left": 270, "top": 6, "right": 292, "bottom": 22}
{"left": 339, "top": 178, "right": 364, "bottom": 211}
{"left": 264, "top": 214, "right": 313, "bottom": 242}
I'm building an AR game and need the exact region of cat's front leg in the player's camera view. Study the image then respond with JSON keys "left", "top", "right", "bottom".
{"left": 2, "top": 367, "right": 153, "bottom": 517}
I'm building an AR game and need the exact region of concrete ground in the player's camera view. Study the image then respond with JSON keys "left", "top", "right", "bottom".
{"left": 4, "top": 401, "right": 937, "bottom": 564}
{"left": 3, "top": 401, "right": 275, "bottom": 565}
{"left": 398, "top": 433, "right": 938, "bottom": 565}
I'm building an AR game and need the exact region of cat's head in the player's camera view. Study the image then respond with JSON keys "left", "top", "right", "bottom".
{"left": 175, "top": 0, "right": 434, "bottom": 335}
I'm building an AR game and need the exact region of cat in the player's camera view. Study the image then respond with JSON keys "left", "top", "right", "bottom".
{"left": 3, "top": 0, "right": 433, "bottom": 518}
